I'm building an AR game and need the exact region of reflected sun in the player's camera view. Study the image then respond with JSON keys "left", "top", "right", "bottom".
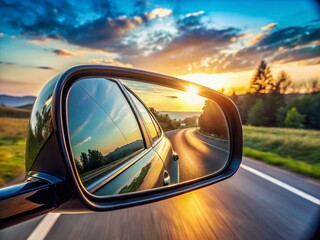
{"left": 186, "top": 86, "right": 199, "bottom": 96}
{"left": 179, "top": 86, "right": 205, "bottom": 111}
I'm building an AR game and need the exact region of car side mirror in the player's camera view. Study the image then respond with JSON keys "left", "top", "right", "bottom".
{"left": 0, "top": 65, "right": 242, "bottom": 229}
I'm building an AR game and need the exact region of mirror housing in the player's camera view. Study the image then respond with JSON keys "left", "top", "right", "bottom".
{"left": 0, "top": 65, "right": 242, "bottom": 228}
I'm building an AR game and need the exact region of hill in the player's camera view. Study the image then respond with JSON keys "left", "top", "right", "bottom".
{"left": 0, "top": 94, "right": 36, "bottom": 107}
{"left": 0, "top": 106, "right": 31, "bottom": 119}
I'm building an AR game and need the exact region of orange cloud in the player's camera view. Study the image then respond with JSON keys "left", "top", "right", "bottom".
{"left": 52, "top": 48, "right": 75, "bottom": 56}
{"left": 247, "top": 33, "right": 266, "bottom": 45}
{"left": 262, "top": 22, "right": 277, "bottom": 31}
{"left": 146, "top": 8, "right": 172, "bottom": 20}
{"left": 89, "top": 59, "right": 133, "bottom": 68}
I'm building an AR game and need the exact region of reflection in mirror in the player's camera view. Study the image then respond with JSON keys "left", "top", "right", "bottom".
{"left": 122, "top": 80, "right": 230, "bottom": 183}
{"left": 67, "top": 77, "right": 229, "bottom": 196}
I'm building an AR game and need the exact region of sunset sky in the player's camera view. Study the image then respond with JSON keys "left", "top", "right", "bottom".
{"left": 0, "top": 0, "right": 319, "bottom": 96}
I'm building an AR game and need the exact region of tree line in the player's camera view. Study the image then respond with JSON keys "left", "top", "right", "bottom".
{"left": 229, "top": 60, "right": 320, "bottom": 129}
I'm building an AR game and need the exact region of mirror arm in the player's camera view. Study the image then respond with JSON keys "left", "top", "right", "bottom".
{"left": 0, "top": 179, "right": 59, "bottom": 229}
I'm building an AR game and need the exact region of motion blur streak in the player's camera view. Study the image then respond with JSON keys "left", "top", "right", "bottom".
{"left": 27, "top": 213, "right": 61, "bottom": 240}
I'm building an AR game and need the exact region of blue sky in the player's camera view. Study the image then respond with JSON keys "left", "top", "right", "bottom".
{"left": 0, "top": 0, "right": 319, "bottom": 95}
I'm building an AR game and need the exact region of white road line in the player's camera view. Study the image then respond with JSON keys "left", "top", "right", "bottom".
{"left": 27, "top": 213, "right": 61, "bottom": 240}
{"left": 241, "top": 164, "right": 320, "bottom": 205}
{"left": 188, "top": 129, "right": 319, "bottom": 205}
{"left": 190, "top": 130, "right": 229, "bottom": 153}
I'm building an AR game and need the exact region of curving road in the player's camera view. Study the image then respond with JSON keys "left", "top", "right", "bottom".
{"left": 1, "top": 128, "right": 320, "bottom": 239}
{"left": 166, "top": 128, "right": 229, "bottom": 182}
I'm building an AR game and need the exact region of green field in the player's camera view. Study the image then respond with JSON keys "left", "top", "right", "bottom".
{"left": 243, "top": 126, "right": 320, "bottom": 178}
{"left": 0, "top": 117, "right": 29, "bottom": 186}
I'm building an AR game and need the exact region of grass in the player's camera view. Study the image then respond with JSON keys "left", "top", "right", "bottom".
{"left": 0, "top": 117, "right": 29, "bottom": 186}
{"left": 243, "top": 126, "right": 320, "bottom": 178}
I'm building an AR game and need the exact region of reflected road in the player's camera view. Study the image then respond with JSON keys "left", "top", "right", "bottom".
{"left": 1, "top": 129, "right": 320, "bottom": 239}
{"left": 166, "top": 128, "right": 229, "bottom": 182}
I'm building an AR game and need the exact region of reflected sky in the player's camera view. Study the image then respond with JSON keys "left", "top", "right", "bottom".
{"left": 68, "top": 78, "right": 144, "bottom": 160}
{"left": 122, "top": 80, "right": 205, "bottom": 112}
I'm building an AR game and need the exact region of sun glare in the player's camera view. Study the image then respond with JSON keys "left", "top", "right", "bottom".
{"left": 179, "top": 86, "right": 204, "bottom": 111}
{"left": 186, "top": 86, "right": 199, "bottom": 96}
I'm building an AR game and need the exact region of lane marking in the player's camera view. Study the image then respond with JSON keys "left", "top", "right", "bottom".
{"left": 190, "top": 130, "right": 229, "bottom": 153}
{"left": 189, "top": 128, "right": 319, "bottom": 205}
{"left": 241, "top": 164, "right": 320, "bottom": 205}
{"left": 27, "top": 213, "right": 61, "bottom": 240}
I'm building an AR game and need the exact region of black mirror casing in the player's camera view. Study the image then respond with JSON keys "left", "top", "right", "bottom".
{"left": 0, "top": 65, "right": 242, "bottom": 228}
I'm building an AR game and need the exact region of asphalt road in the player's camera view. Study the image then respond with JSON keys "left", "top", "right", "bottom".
{"left": 1, "top": 128, "right": 320, "bottom": 240}
{"left": 166, "top": 128, "right": 229, "bottom": 182}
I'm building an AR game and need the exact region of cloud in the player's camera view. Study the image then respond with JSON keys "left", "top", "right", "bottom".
{"left": 271, "top": 44, "right": 320, "bottom": 64}
{"left": 124, "top": 18, "right": 240, "bottom": 74}
{"left": 247, "top": 33, "right": 267, "bottom": 45}
{"left": 74, "top": 136, "right": 92, "bottom": 147}
{"left": 145, "top": 8, "right": 172, "bottom": 20}
{"left": 63, "top": 15, "right": 144, "bottom": 50}
{"left": 0, "top": 32, "right": 4, "bottom": 37}
{"left": 262, "top": 22, "right": 277, "bottom": 31}
{"left": 186, "top": 11, "right": 205, "bottom": 18}
{"left": 37, "top": 66, "right": 54, "bottom": 70}
{"left": 52, "top": 49, "right": 75, "bottom": 56}
{"left": 1, "top": 1, "right": 319, "bottom": 75}
{"left": 89, "top": 59, "right": 133, "bottom": 68}
{"left": 258, "top": 26, "right": 320, "bottom": 50}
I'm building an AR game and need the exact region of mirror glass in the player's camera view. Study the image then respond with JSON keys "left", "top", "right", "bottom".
{"left": 67, "top": 77, "right": 230, "bottom": 196}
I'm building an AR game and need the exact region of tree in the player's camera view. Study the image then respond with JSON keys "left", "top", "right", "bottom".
{"left": 285, "top": 107, "right": 305, "bottom": 129}
{"left": 275, "top": 106, "right": 289, "bottom": 127}
{"left": 229, "top": 89, "right": 239, "bottom": 106}
{"left": 291, "top": 94, "right": 320, "bottom": 129}
{"left": 88, "top": 149, "right": 106, "bottom": 169}
{"left": 247, "top": 99, "right": 265, "bottom": 126}
{"left": 149, "top": 107, "right": 180, "bottom": 131}
{"left": 198, "top": 100, "right": 228, "bottom": 139}
{"left": 80, "top": 152, "right": 90, "bottom": 172}
{"left": 248, "top": 60, "right": 274, "bottom": 94}
{"left": 274, "top": 71, "right": 291, "bottom": 94}
{"left": 182, "top": 116, "right": 197, "bottom": 126}
{"left": 307, "top": 79, "right": 319, "bottom": 93}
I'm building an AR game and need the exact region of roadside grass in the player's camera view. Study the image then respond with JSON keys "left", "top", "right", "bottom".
{"left": 243, "top": 126, "right": 320, "bottom": 178}
{"left": 0, "top": 117, "right": 29, "bottom": 186}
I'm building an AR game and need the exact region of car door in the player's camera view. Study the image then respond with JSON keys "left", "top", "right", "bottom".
{"left": 126, "top": 90, "right": 174, "bottom": 185}
{"left": 67, "top": 77, "right": 166, "bottom": 195}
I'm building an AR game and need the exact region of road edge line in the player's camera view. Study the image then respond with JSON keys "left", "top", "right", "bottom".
{"left": 241, "top": 164, "right": 320, "bottom": 205}
{"left": 27, "top": 213, "right": 61, "bottom": 240}
{"left": 190, "top": 130, "right": 229, "bottom": 153}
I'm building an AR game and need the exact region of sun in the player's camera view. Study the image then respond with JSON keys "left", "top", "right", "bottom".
{"left": 178, "top": 85, "right": 204, "bottom": 111}
{"left": 186, "top": 86, "right": 199, "bottom": 96}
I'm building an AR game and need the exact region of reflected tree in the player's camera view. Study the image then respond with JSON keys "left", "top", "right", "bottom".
{"left": 199, "top": 100, "right": 228, "bottom": 139}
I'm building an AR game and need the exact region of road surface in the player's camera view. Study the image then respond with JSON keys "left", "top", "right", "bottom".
{"left": 166, "top": 128, "right": 229, "bottom": 182}
{"left": 1, "top": 128, "right": 319, "bottom": 239}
